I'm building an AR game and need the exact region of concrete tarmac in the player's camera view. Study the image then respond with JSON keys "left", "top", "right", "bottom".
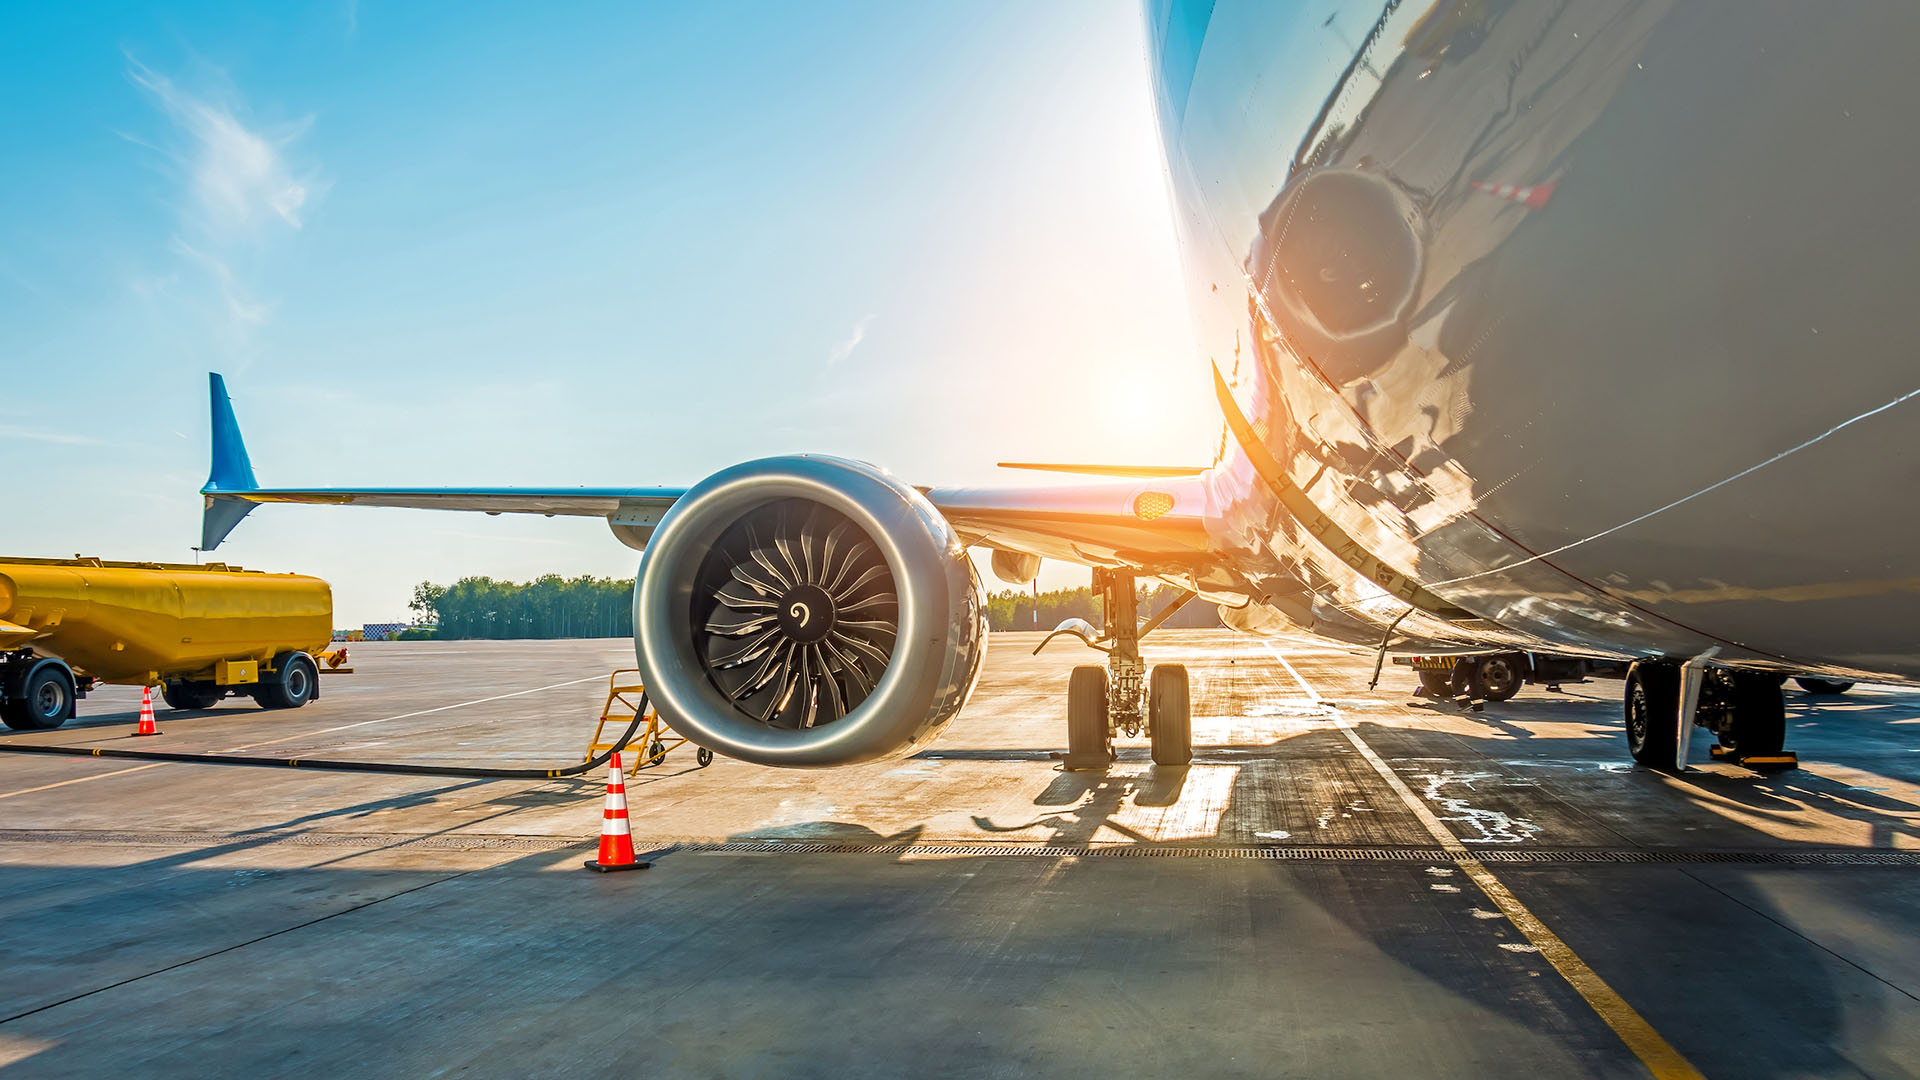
{"left": 2, "top": 630, "right": 1918, "bottom": 1077}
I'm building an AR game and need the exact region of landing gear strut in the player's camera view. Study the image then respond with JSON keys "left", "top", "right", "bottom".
{"left": 1062, "top": 569, "right": 1192, "bottom": 770}
{"left": 1625, "top": 659, "right": 1792, "bottom": 770}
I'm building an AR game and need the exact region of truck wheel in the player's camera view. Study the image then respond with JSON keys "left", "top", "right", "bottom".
{"left": 1470, "top": 653, "right": 1526, "bottom": 702}
{"left": 1418, "top": 668, "right": 1454, "bottom": 695}
{"left": 2, "top": 663, "right": 74, "bottom": 731}
{"left": 1624, "top": 660, "right": 1680, "bottom": 767}
{"left": 162, "top": 681, "right": 221, "bottom": 711}
{"left": 1794, "top": 677, "right": 1855, "bottom": 695}
{"left": 257, "top": 652, "right": 318, "bottom": 710}
{"left": 1148, "top": 664, "right": 1192, "bottom": 766}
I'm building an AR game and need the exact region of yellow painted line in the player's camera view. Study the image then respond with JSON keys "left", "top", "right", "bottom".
{"left": 1268, "top": 645, "right": 1704, "bottom": 1079}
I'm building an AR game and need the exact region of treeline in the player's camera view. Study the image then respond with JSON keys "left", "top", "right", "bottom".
{"left": 985, "top": 585, "right": 1218, "bottom": 632}
{"left": 410, "top": 575, "right": 634, "bottom": 640}
{"left": 408, "top": 577, "right": 1218, "bottom": 640}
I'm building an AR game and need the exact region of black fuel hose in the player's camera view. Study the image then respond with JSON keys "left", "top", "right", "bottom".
{"left": 0, "top": 693, "right": 655, "bottom": 780}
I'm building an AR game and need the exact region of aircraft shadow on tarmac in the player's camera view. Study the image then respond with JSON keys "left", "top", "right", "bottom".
{"left": 7, "top": 684, "right": 1920, "bottom": 1074}
{"left": 735, "top": 681, "right": 1920, "bottom": 1076}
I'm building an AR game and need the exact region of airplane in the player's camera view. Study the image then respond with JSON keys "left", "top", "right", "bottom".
{"left": 198, "top": 0, "right": 1920, "bottom": 773}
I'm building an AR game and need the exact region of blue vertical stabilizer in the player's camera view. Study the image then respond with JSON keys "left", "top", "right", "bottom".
{"left": 201, "top": 372, "right": 259, "bottom": 550}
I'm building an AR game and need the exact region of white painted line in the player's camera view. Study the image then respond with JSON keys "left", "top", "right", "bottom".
{"left": 0, "top": 764, "right": 169, "bottom": 802}
{"left": 0, "top": 673, "right": 608, "bottom": 800}
{"left": 219, "top": 674, "right": 608, "bottom": 752}
{"left": 1262, "top": 644, "right": 1323, "bottom": 704}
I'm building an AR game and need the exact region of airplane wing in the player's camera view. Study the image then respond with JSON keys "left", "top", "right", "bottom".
{"left": 201, "top": 373, "right": 1211, "bottom": 574}
{"left": 199, "top": 375, "right": 682, "bottom": 550}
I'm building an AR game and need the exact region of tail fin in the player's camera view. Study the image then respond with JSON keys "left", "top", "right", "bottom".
{"left": 201, "top": 373, "right": 259, "bottom": 550}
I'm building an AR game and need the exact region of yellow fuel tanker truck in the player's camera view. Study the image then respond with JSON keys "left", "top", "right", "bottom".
{"left": 0, "top": 556, "right": 343, "bottom": 731}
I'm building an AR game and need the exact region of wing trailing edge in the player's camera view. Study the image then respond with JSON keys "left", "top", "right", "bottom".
{"left": 198, "top": 373, "right": 682, "bottom": 550}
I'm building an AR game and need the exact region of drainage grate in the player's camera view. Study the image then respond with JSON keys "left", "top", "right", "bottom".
{"left": 4, "top": 829, "right": 1920, "bottom": 867}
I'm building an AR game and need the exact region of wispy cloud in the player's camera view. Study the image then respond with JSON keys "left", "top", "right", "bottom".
{"left": 128, "top": 59, "right": 317, "bottom": 234}
{"left": 0, "top": 425, "right": 103, "bottom": 447}
{"left": 171, "top": 238, "right": 271, "bottom": 328}
{"left": 827, "top": 314, "right": 876, "bottom": 367}
{"left": 124, "top": 57, "right": 322, "bottom": 348}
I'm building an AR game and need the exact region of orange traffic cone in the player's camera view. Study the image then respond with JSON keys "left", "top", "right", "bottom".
{"left": 132, "top": 685, "right": 163, "bottom": 737}
{"left": 584, "top": 750, "right": 648, "bottom": 872}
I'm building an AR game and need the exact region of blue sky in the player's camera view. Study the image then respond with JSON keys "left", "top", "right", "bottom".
{"left": 1, "top": 2, "right": 1215, "bottom": 625}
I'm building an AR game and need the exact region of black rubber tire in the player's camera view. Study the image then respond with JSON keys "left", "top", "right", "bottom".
{"left": 1794, "top": 677, "right": 1855, "bottom": 695}
{"left": 1148, "top": 664, "right": 1192, "bottom": 766}
{"left": 1624, "top": 660, "right": 1680, "bottom": 767}
{"left": 1723, "top": 674, "right": 1786, "bottom": 756}
{"left": 162, "top": 681, "right": 221, "bottom": 711}
{"left": 696, "top": 747, "right": 714, "bottom": 768}
{"left": 1418, "top": 669, "right": 1454, "bottom": 695}
{"left": 257, "top": 652, "right": 318, "bottom": 710}
{"left": 1, "top": 664, "right": 73, "bottom": 731}
{"left": 1065, "top": 665, "right": 1111, "bottom": 770}
{"left": 1470, "top": 653, "right": 1526, "bottom": 702}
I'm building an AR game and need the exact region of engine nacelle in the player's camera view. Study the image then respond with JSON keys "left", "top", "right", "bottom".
{"left": 633, "top": 456, "right": 987, "bottom": 767}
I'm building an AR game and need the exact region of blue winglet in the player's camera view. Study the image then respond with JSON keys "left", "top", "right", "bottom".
{"left": 201, "top": 372, "right": 259, "bottom": 550}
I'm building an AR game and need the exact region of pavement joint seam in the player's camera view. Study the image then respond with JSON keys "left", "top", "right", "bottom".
{"left": 4, "top": 829, "right": 1920, "bottom": 865}
{"left": 0, "top": 865, "right": 484, "bottom": 1029}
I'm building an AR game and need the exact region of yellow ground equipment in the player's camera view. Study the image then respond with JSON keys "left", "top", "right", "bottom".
{"left": 584, "top": 669, "right": 713, "bottom": 775}
{"left": 0, "top": 556, "right": 348, "bottom": 731}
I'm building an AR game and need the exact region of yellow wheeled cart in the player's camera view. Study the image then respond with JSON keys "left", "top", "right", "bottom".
{"left": 583, "top": 669, "right": 714, "bottom": 776}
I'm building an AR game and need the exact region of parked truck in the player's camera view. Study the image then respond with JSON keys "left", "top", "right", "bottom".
{"left": 0, "top": 556, "right": 346, "bottom": 731}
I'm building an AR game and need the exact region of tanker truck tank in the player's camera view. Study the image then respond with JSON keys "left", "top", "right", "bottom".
{"left": 0, "top": 556, "right": 341, "bottom": 731}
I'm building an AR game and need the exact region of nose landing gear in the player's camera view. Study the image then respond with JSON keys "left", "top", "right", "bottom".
{"left": 1056, "top": 569, "right": 1193, "bottom": 770}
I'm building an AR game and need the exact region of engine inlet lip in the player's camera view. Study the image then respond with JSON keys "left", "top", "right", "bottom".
{"left": 633, "top": 455, "right": 954, "bottom": 767}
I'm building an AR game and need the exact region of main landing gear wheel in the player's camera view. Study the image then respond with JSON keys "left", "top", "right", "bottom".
{"left": 1624, "top": 660, "right": 1680, "bottom": 767}
{"left": 1720, "top": 673, "right": 1786, "bottom": 757}
{"left": 1795, "top": 677, "right": 1855, "bottom": 695}
{"left": 1470, "top": 653, "right": 1525, "bottom": 703}
{"left": 1064, "top": 665, "right": 1112, "bottom": 771}
{"left": 1148, "top": 664, "right": 1192, "bottom": 766}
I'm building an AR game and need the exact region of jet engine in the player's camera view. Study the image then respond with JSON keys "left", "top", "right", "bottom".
{"left": 633, "top": 456, "right": 987, "bottom": 767}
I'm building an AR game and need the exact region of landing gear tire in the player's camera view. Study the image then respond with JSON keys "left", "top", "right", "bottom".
{"left": 1470, "top": 654, "right": 1526, "bottom": 702}
{"left": 1064, "top": 665, "right": 1111, "bottom": 771}
{"left": 1418, "top": 669, "right": 1454, "bottom": 696}
{"left": 1148, "top": 664, "right": 1192, "bottom": 766}
{"left": 1721, "top": 673, "right": 1786, "bottom": 757}
{"left": 1794, "top": 677, "right": 1855, "bottom": 695}
{"left": 257, "top": 652, "right": 318, "bottom": 710}
{"left": 1624, "top": 660, "right": 1680, "bottom": 767}
{"left": 162, "top": 681, "right": 221, "bottom": 711}
{"left": 1, "top": 664, "right": 74, "bottom": 731}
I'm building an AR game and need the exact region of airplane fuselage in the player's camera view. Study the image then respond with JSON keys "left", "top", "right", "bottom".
{"left": 1148, "top": 0, "right": 1920, "bottom": 683}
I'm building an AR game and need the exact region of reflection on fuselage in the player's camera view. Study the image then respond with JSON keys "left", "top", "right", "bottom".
{"left": 1147, "top": 0, "right": 1920, "bottom": 681}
